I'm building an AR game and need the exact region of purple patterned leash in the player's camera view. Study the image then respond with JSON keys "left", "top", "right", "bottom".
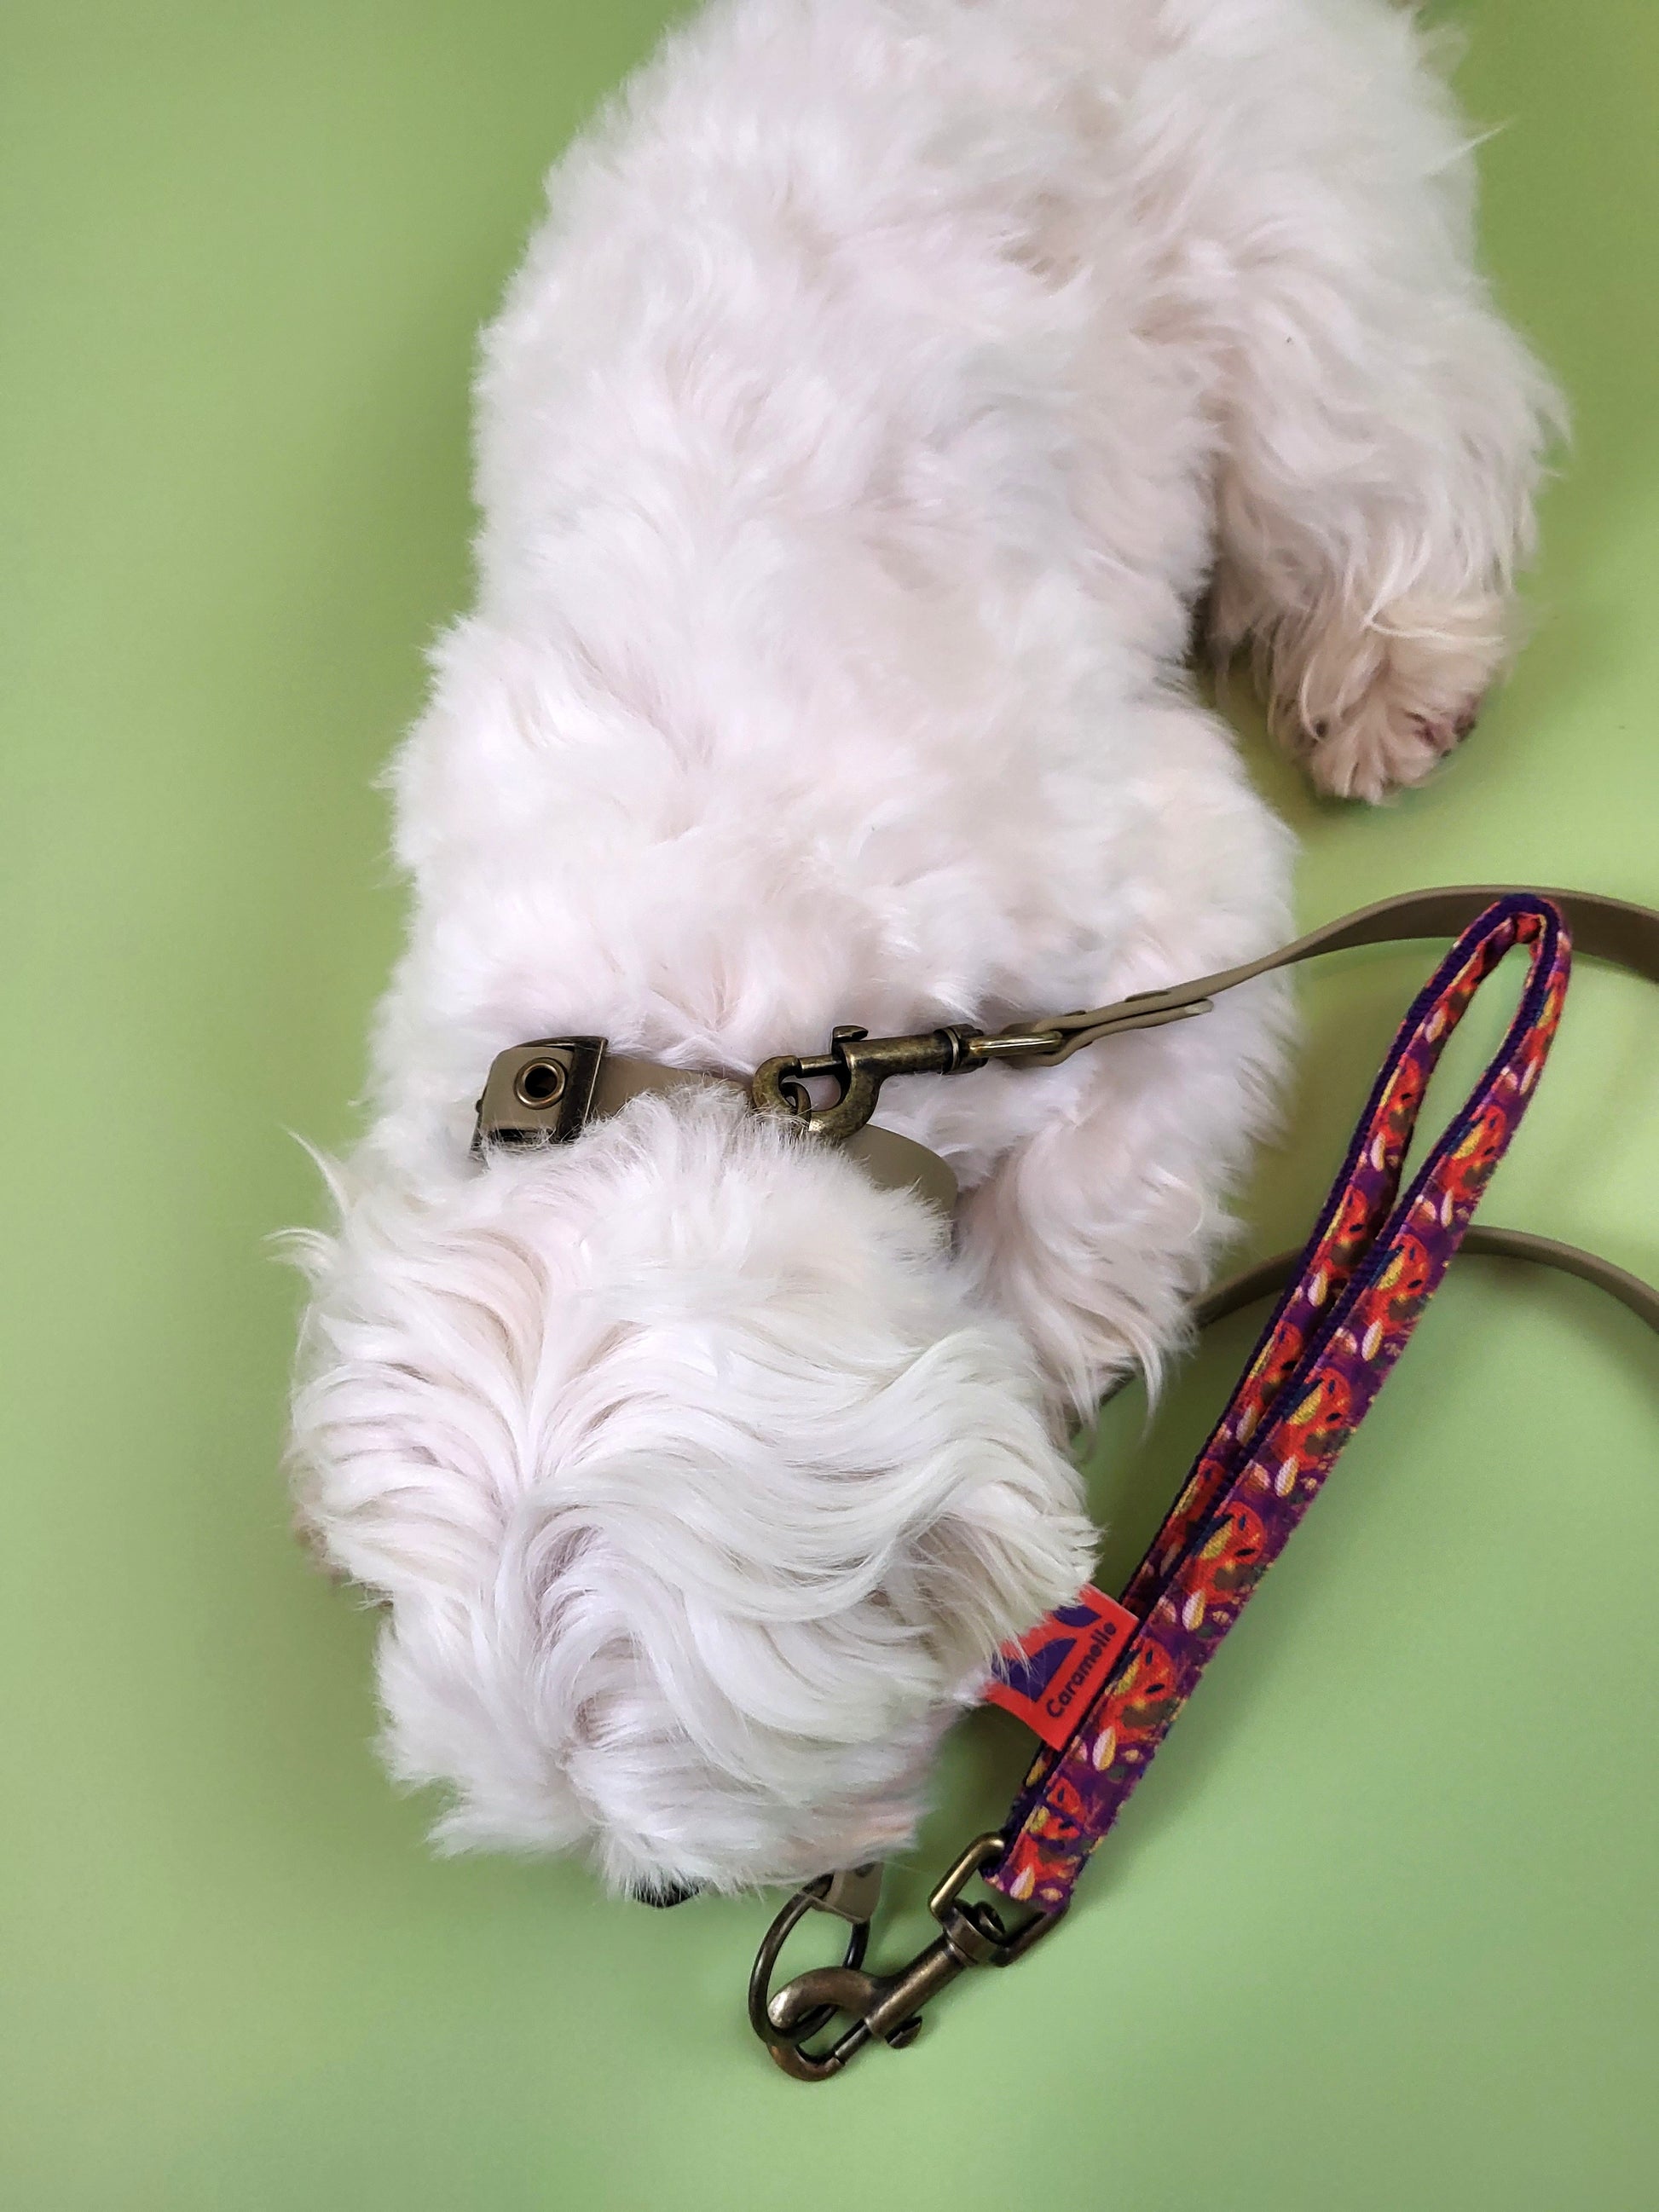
{"left": 751, "top": 894, "right": 1610, "bottom": 2079}
{"left": 988, "top": 894, "right": 1571, "bottom": 1909}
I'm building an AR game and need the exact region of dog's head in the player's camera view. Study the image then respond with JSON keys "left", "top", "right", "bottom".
{"left": 289, "top": 1083, "right": 1091, "bottom": 1896}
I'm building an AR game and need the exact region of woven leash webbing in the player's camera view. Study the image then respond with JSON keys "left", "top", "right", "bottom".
{"left": 988, "top": 894, "right": 1573, "bottom": 1911}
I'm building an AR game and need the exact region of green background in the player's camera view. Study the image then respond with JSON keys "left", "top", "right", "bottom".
{"left": 4, "top": 3, "right": 1656, "bottom": 2204}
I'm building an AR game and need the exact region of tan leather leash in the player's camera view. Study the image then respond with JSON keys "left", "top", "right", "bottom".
{"left": 475, "top": 886, "right": 1659, "bottom": 1339}
{"left": 480, "top": 887, "right": 1656, "bottom": 1170}
{"left": 741, "top": 881, "right": 1659, "bottom": 1135}
{"left": 1090, "top": 886, "right": 1659, "bottom": 1357}
{"left": 1194, "top": 1222, "right": 1659, "bottom": 1349}
{"left": 1007, "top": 881, "right": 1659, "bottom": 1059}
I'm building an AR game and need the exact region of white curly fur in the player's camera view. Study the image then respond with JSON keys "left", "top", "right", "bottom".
{"left": 289, "top": 0, "right": 1559, "bottom": 1896}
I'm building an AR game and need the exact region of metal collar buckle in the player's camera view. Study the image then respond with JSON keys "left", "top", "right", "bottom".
{"left": 471, "top": 1036, "right": 607, "bottom": 1158}
{"left": 749, "top": 1834, "right": 1065, "bottom": 2082}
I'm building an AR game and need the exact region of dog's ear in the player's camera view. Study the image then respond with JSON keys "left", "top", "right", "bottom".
{"left": 908, "top": 1450, "right": 1097, "bottom": 1683}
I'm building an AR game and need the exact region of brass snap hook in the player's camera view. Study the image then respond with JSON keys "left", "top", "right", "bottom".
{"left": 751, "top": 1025, "right": 984, "bottom": 1143}
{"left": 747, "top": 1863, "right": 882, "bottom": 2078}
{"left": 749, "top": 1835, "right": 1066, "bottom": 2082}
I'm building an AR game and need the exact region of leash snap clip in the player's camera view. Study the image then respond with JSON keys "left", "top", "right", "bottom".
{"left": 751, "top": 1024, "right": 985, "bottom": 1141}
{"left": 749, "top": 1834, "right": 1064, "bottom": 2082}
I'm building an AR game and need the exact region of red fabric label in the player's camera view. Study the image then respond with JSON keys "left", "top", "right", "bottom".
{"left": 983, "top": 1585, "right": 1140, "bottom": 1751}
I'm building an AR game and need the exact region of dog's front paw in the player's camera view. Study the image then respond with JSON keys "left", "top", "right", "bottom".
{"left": 1276, "top": 588, "right": 1509, "bottom": 805}
{"left": 1307, "top": 690, "right": 1483, "bottom": 805}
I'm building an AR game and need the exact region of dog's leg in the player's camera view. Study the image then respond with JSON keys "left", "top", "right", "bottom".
{"left": 1203, "top": 14, "right": 1564, "bottom": 802}
{"left": 953, "top": 696, "right": 1296, "bottom": 1419}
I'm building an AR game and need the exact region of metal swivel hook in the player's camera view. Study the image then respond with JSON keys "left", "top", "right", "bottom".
{"left": 749, "top": 1019, "right": 1077, "bottom": 1143}
{"left": 749, "top": 1835, "right": 1066, "bottom": 2082}
{"left": 751, "top": 1025, "right": 978, "bottom": 1143}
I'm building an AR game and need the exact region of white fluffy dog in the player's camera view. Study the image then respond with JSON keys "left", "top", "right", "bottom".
{"left": 290, "top": 0, "right": 1559, "bottom": 1899}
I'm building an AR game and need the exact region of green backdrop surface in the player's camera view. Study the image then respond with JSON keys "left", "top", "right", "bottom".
{"left": 3, "top": 4, "right": 1656, "bottom": 2206}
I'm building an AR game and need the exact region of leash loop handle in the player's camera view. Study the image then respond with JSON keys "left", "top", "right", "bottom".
{"left": 991, "top": 895, "right": 1574, "bottom": 1912}
{"left": 744, "top": 881, "right": 1656, "bottom": 2075}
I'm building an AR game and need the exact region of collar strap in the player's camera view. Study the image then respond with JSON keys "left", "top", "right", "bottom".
{"left": 473, "top": 1038, "right": 958, "bottom": 1215}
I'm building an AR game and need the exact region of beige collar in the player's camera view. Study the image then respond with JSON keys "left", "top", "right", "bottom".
{"left": 474, "top": 1039, "right": 958, "bottom": 1214}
